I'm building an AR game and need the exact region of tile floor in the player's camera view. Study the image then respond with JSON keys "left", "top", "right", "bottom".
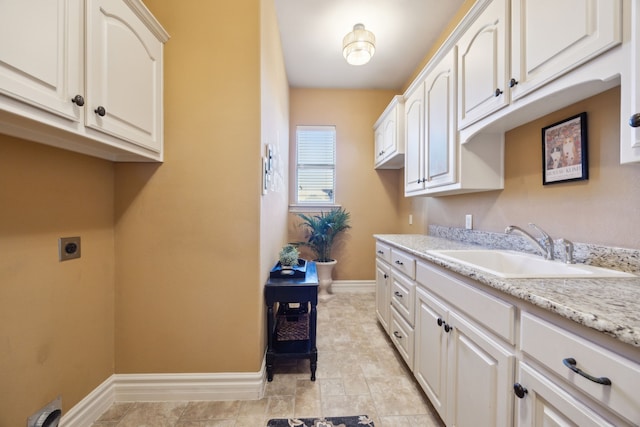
{"left": 91, "top": 292, "right": 443, "bottom": 427}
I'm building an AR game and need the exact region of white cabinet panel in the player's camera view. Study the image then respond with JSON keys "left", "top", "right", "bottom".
{"left": 457, "top": 0, "right": 508, "bottom": 128}
{"left": 375, "top": 259, "right": 391, "bottom": 333}
{"left": 0, "top": 0, "right": 82, "bottom": 121}
{"left": 515, "top": 362, "right": 617, "bottom": 427}
{"left": 86, "top": 0, "right": 164, "bottom": 152}
{"left": 511, "top": 0, "right": 622, "bottom": 100}
{"left": 373, "top": 95, "right": 405, "bottom": 169}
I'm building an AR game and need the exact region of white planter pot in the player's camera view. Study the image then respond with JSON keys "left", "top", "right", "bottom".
{"left": 315, "top": 260, "right": 337, "bottom": 301}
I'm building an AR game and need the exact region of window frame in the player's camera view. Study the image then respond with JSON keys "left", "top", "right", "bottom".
{"left": 290, "top": 125, "right": 339, "bottom": 212}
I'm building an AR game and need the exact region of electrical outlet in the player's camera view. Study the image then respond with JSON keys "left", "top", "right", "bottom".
{"left": 465, "top": 214, "right": 473, "bottom": 230}
{"left": 59, "top": 236, "right": 81, "bottom": 261}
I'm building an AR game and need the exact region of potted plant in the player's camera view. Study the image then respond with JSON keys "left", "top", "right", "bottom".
{"left": 278, "top": 244, "right": 300, "bottom": 270}
{"left": 295, "top": 207, "right": 351, "bottom": 299}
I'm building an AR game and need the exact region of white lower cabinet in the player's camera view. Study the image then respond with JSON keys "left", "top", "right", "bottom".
{"left": 375, "top": 259, "right": 391, "bottom": 333}
{"left": 374, "top": 240, "right": 640, "bottom": 426}
{"left": 414, "top": 285, "right": 515, "bottom": 427}
{"left": 519, "top": 312, "right": 640, "bottom": 426}
{"left": 514, "top": 362, "right": 616, "bottom": 427}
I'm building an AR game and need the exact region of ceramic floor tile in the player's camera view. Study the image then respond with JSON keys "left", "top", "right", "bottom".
{"left": 90, "top": 292, "right": 442, "bottom": 427}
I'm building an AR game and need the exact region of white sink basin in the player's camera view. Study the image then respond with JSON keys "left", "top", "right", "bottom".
{"left": 426, "top": 249, "right": 635, "bottom": 278}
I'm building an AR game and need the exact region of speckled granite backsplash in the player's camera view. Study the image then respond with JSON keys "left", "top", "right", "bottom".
{"left": 429, "top": 225, "right": 640, "bottom": 274}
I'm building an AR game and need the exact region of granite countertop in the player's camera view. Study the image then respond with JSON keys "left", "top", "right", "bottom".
{"left": 374, "top": 234, "right": 640, "bottom": 348}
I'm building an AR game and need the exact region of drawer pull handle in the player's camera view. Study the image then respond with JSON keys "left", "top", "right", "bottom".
{"left": 394, "top": 291, "right": 403, "bottom": 298}
{"left": 513, "top": 383, "right": 528, "bottom": 399}
{"left": 562, "top": 358, "right": 612, "bottom": 386}
{"left": 377, "top": 250, "right": 384, "bottom": 255}
{"left": 393, "top": 331, "right": 402, "bottom": 339}
{"left": 395, "top": 260, "right": 404, "bottom": 265}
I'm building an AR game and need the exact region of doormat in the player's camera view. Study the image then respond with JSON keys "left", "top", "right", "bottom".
{"left": 266, "top": 415, "right": 374, "bottom": 427}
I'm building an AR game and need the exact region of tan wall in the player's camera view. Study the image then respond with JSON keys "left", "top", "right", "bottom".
{"left": 288, "top": 89, "right": 403, "bottom": 280}
{"left": 114, "top": 0, "right": 288, "bottom": 374}
{"left": 424, "top": 86, "right": 640, "bottom": 249}
{"left": 0, "top": 138, "right": 115, "bottom": 426}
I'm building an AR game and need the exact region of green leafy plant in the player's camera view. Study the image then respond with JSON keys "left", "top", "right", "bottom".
{"left": 278, "top": 244, "right": 300, "bottom": 267}
{"left": 295, "top": 207, "right": 351, "bottom": 262}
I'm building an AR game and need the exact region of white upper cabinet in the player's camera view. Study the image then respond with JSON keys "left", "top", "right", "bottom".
{"left": 0, "top": 0, "right": 169, "bottom": 162}
{"left": 374, "top": 95, "right": 405, "bottom": 169}
{"left": 86, "top": 0, "right": 165, "bottom": 152}
{"left": 510, "top": 0, "right": 622, "bottom": 101}
{"left": 404, "top": 47, "right": 504, "bottom": 197}
{"left": 424, "top": 49, "right": 457, "bottom": 190}
{"left": 621, "top": 0, "right": 640, "bottom": 163}
{"left": 457, "top": 0, "right": 509, "bottom": 129}
{"left": 404, "top": 81, "right": 425, "bottom": 195}
{"left": 0, "top": 0, "right": 83, "bottom": 122}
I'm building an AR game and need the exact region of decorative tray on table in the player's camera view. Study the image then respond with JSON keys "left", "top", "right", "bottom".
{"left": 270, "top": 259, "right": 307, "bottom": 279}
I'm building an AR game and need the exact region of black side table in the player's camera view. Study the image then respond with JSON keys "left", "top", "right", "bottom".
{"left": 265, "top": 261, "right": 318, "bottom": 381}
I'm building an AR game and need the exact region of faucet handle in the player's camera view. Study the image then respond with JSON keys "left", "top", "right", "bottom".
{"left": 528, "top": 223, "right": 554, "bottom": 260}
{"left": 559, "top": 238, "right": 574, "bottom": 264}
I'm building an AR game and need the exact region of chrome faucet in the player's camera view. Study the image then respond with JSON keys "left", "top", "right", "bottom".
{"left": 505, "top": 223, "right": 554, "bottom": 260}
{"left": 559, "top": 238, "right": 574, "bottom": 264}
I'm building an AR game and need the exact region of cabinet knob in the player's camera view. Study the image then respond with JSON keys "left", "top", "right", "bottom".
{"left": 630, "top": 113, "right": 640, "bottom": 128}
{"left": 437, "top": 317, "right": 444, "bottom": 327}
{"left": 443, "top": 323, "right": 452, "bottom": 333}
{"left": 71, "top": 95, "right": 85, "bottom": 106}
{"left": 383, "top": 273, "right": 388, "bottom": 279}
{"left": 509, "top": 78, "right": 518, "bottom": 88}
{"left": 94, "top": 106, "right": 106, "bottom": 117}
{"left": 513, "top": 383, "right": 528, "bottom": 399}
{"left": 494, "top": 88, "right": 503, "bottom": 97}
{"left": 562, "top": 358, "right": 612, "bottom": 385}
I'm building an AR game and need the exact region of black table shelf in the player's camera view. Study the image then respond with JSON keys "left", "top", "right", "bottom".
{"left": 264, "top": 261, "right": 318, "bottom": 381}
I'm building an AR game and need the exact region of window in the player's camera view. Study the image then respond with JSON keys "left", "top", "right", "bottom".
{"left": 295, "top": 126, "right": 336, "bottom": 205}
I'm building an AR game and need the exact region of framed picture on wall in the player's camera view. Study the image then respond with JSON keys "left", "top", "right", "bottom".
{"left": 542, "top": 112, "right": 588, "bottom": 185}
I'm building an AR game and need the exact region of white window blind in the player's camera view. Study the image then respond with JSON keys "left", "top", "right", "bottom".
{"left": 296, "top": 126, "right": 336, "bottom": 204}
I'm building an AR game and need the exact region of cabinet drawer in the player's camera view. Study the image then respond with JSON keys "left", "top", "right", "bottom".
{"left": 521, "top": 312, "right": 640, "bottom": 424}
{"left": 416, "top": 260, "right": 515, "bottom": 343}
{"left": 390, "top": 248, "right": 416, "bottom": 279}
{"left": 390, "top": 271, "right": 415, "bottom": 326}
{"left": 390, "top": 305, "right": 414, "bottom": 370}
{"left": 375, "top": 242, "right": 391, "bottom": 263}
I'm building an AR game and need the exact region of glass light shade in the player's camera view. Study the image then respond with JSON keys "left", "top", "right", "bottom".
{"left": 342, "top": 23, "right": 375, "bottom": 66}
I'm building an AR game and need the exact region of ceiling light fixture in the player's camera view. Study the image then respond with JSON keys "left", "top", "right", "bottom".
{"left": 342, "top": 23, "right": 376, "bottom": 66}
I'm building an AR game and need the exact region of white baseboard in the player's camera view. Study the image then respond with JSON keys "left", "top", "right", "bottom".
{"left": 61, "top": 376, "right": 116, "bottom": 427}
{"left": 59, "top": 285, "right": 373, "bottom": 427}
{"left": 61, "top": 362, "right": 266, "bottom": 427}
{"left": 330, "top": 280, "right": 375, "bottom": 293}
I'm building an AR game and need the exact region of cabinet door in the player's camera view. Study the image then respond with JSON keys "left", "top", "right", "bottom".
{"left": 511, "top": 0, "right": 622, "bottom": 101}
{"left": 446, "top": 310, "right": 515, "bottom": 427}
{"left": 404, "top": 82, "right": 425, "bottom": 194}
{"left": 382, "top": 116, "right": 397, "bottom": 159}
{"left": 374, "top": 126, "right": 385, "bottom": 165}
{"left": 86, "top": 0, "right": 163, "bottom": 152}
{"left": 414, "top": 287, "right": 449, "bottom": 422}
{"left": 457, "top": 0, "right": 508, "bottom": 129}
{"left": 621, "top": 0, "right": 640, "bottom": 163}
{"left": 375, "top": 260, "right": 391, "bottom": 333}
{"left": 0, "top": 0, "right": 82, "bottom": 121}
{"left": 424, "top": 48, "right": 457, "bottom": 189}
{"left": 515, "top": 362, "right": 617, "bottom": 427}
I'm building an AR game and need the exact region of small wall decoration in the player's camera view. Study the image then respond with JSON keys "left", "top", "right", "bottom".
{"left": 542, "top": 112, "right": 588, "bottom": 185}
